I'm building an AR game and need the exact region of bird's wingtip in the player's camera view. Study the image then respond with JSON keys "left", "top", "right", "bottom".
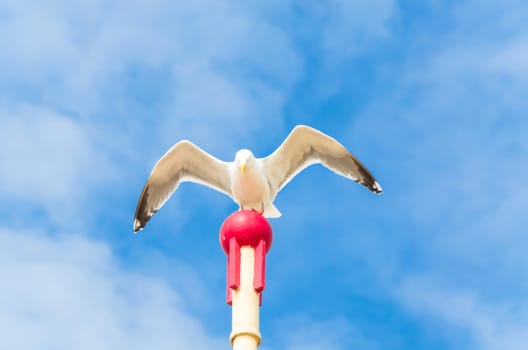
{"left": 372, "top": 181, "right": 383, "bottom": 194}
{"left": 133, "top": 219, "right": 144, "bottom": 233}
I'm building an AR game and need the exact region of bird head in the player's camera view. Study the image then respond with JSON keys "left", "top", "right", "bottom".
{"left": 235, "top": 149, "right": 254, "bottom": 174}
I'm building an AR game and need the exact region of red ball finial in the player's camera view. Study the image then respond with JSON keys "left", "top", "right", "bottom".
{"left": 219, "top": 210, "right": 273, "bottom": 254}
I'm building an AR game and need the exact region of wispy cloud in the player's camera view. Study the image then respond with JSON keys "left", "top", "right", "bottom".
{"left": 397, "top": 277, "right": 528, "bottom": 350}
{"left": 0, "top": 106, "right": 118, "bottom": 228}
{"left": 263, "top": 314, "right": 376, "bottom": 350}
{"left": 0, "top": 227, "right": 227, "bottom": 350}
{"left": 0, "top": 0, "right": 304, "bottom": 156}
{"left": 323, "top": 0, "right": 395, "bottom": 60}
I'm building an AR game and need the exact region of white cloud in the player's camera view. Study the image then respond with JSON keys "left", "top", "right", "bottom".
{"left": 0, "top": 105, "right": 118, "bottom": 228}
{"left": 334, "top": 6, "right": 528, "bottom": 349}
{"left": 477, "top": 37, "right": 528, "bottom": 76}
{"left": 0, "top": 227, "right": 228, "bottom": 350}
{"left": 346, "top": 0, "right": 528, "bottom": 231}
{"left": 323, "top": 0, "right": 396, "bottom": 59}
{"left": 264, "top": 314, "right": 376, "bottom": 350}
{"left": 0, "top": 0, "right": 303, "bottom": 150}
{"left": 0, "top": 106, "right": 112, "bottom": 202}
{"left": 397, "top": 277, "right": 528, "bottom": 350}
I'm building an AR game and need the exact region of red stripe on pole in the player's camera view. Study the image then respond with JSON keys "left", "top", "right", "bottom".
{"left": 254, "top": 239, "right": 266, "bottom": 293}
{"left": 226, "top": 259, "right": 233, "bottom": 305}
{"left": 227, "top": 237, "right": 240, "bottom": 305}
{"left": 226, "top": 259, "right": 232, "bottom": 305}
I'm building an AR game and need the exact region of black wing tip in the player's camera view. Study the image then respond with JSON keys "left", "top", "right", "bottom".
{"left": 371, "top": 181, "right": 383, "bottom": 194}
{"left": 133, "top": 218, "right": 144, "bottom": 233}
{"left": 133, "top": 211, "right": 156, "bottom": 233}
{"left": 357, "top": 178, "right": 383, "bottom": 194}
{"left": 133, "top": 182, "right": 154, "bottom": 233}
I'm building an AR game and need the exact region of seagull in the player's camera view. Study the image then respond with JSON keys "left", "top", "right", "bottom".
{"left": 133, "top": 125, "right": 383, "bottom": 232}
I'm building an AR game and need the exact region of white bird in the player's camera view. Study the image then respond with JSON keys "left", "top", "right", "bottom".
{"left": 133, "top": 125, "right": 383, "bottom": 232}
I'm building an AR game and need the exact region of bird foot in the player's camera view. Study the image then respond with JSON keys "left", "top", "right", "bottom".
{"left": 240, "top": 203, "right": 265, "bottom": 215}
{"left": 251, "top": 203, "right": 265, "bottom": 215}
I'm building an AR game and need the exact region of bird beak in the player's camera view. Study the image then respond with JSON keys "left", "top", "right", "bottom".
{"left": 240, "top": 165, "right": 246, "bottom": 174}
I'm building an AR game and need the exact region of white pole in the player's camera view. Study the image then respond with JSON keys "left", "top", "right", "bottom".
{"left": 230, "top": 246, "right": 261, "bottom": 349}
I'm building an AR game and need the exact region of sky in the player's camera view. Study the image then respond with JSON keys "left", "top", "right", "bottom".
{"left": 0, "top": 1, "right": 527, "bottom": 349}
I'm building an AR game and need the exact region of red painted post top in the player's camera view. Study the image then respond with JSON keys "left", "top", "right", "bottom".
{"left": 220, "top": 210, "right": 273, "bottom": 305}
{"left": 219, "top": 210, "right": 273, "bottom": 253}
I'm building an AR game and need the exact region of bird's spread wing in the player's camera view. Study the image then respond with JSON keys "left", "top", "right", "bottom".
{"left": 262, "top": 125, "right": 383, "bottom": 196}
{"left": 134, "top": 140, "right": 232, "bottom": 232}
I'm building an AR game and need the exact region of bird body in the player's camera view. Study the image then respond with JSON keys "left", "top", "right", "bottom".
{"left": 133, "top": 125, "right": 382, "bottom": 232}
{"left": 229, "top": 151, "right": 281, "bottom": 218}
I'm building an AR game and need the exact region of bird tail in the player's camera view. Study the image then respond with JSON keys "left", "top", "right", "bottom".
{"left": 263, "top": 202, "right": 281, "bottom": 218}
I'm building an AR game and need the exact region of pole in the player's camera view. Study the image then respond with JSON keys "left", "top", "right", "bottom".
{"left": 220, "top": 210, "right": 273, "bottom": 350}
{"left": 232, "top": 246, "right": 259, "bottom": 349}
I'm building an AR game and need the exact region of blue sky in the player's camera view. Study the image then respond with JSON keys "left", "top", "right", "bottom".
{"left": 1, "top": 1, "right": 527, "bottom": 349}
